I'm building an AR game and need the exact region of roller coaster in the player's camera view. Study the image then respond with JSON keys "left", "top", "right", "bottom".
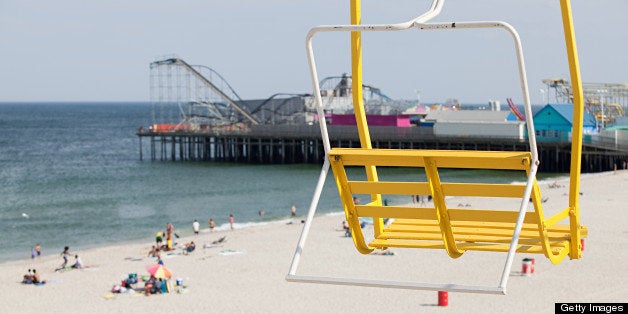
{"left": 149, "top": 57, "right": 406, "bottom": 130}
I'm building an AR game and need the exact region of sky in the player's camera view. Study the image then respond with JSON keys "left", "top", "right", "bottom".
{"left": 0, "top": 0, "right": 626, "bottom": 104}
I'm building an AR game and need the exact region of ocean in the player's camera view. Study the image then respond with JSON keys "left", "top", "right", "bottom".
{"left": 0, "top": 102, "right": 563, "bottom": 262}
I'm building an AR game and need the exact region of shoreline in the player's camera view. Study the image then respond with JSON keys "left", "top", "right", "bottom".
{"left": 1, "top": 172, "right": 579, "bottom": 265}
{"left": 2, "top": 170, "right": 626, "bottom": 313}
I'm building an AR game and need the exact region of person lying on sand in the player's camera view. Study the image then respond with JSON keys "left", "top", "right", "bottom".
{"left": 184, "top": 241, "right": 196, "bottom": 255}
{"left": 211, "top": 236, "right": 226, "bottom": 245}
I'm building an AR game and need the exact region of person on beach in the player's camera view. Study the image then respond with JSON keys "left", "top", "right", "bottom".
{"left": 72, "top": 255, "right": 84, "bottom": 269}
{"left": 209, "top": 218, "right": 215, "bottom": 233}
{"left": 211, "top": 236, "right": 226, "bottom": 245}
{"left": 153, "top": 278, "right": 163, "bottom": 294}
{"left": 60, "top": 246, "right": 70, "bottom": 269}
{"left": 148, "top": 245, "right": 158, "bottom": 257}
{"left": 166, "top": 222, "right": 174, "bottom": 250}
{"left": 184, "top": 241, "right": 196, "bottom": 255}
{"left": 32, "top": 269, "right": 46, "bottom": 284}
{"left": 193, "top": 219, "right": 200, "bottom": 235}
{"left": 144, "top": 276, "right": 156, "bottom": 296}
{"left": 229, "top": 214, "right": 234, "bottom": 230}
{"left": 291, "top": 205, "right": 297, "bottom": 217}
{"left": 154, "top": 248, "right": 162, "bottom": 264}
{"left": 342, "top": 221, "right": 351, "bottom": 237}
{"left": 22, "top": 269, "right": 33, "bottom": 284}
{"left": 35, "top": 243, "right": 41, "bottom": 257}
{"left": 155, "top": 231, "right": 163, "bottom": 246}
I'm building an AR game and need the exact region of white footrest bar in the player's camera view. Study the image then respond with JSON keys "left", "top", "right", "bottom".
{"left": 286, "top": 275, "right": 506, "bottom": 295}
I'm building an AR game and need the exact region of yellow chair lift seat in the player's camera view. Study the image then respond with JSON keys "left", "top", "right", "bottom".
{"left": 329, "top": 148, "right": 588, "bottom": 262}
{"left": 287, "top": 0, "right": 587, "bottom": 295}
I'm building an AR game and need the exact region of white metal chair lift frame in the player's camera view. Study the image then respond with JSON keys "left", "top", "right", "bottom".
{"left": 287, "top": 0, "right": 582, "bottom": 295}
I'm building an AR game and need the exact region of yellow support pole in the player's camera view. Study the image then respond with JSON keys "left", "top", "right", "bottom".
{"left": 350, "top": 0, "right": 383, "bottom": 236}
{"left": 424, "top": 158, "right": 463, "bottom": 258}
{"left": 559, "top": 0, "right": 583, "bottom": 259}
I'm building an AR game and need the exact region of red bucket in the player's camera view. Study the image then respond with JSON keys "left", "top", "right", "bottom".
{"left": 522, "top": 258, "right": 533, "bottom": 276}
{"left": 438, "top": 291, "right": 448, "bottom": 306}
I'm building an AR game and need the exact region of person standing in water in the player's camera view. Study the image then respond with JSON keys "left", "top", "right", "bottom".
{"left": 208, "top": 218, "right": 215, "bottom": 233}
{"left": 229, "top": 214, "right": 234, "bottom": 230}
{"left": 35, "top": 243, "right": 41, "bottom": 257}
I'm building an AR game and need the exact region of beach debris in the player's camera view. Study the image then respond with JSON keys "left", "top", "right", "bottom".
{"left": 219, "top": 249, "right": 245, "bottom": 256}
{"left": 370, "top": 250, "right": 395, "bottom": 256}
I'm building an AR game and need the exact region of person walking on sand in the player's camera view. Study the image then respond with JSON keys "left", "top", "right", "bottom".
{"left": 291, "top": 205, "right": 297, "bottom": 217}
{"left": 192, "top": 219, "right": 200, "bottom": 235}
{"left": 59, "top": 246, "right": 70, "bottom": 270}
{"left": 209, "top": 218, "right": 215, "bottom": 233}
{"left": 229, "top": 214, "right": 234, "bottom": 230}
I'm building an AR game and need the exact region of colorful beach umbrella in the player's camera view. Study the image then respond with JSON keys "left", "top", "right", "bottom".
{"left": 146, "top": 264, "right": 172, "bottom": 279}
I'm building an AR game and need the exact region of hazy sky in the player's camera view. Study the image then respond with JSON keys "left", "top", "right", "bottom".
{"left": 1, "top": 0, "right": 626, "bottom": 104}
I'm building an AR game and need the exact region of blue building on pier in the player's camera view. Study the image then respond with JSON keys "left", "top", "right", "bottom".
{"left": 532, "top": 104, "right": 597, "bottom": 142}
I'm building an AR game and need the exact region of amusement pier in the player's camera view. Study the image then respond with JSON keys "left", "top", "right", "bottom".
{"left": 137, "top": 57, "right": 628, "bottom": 173}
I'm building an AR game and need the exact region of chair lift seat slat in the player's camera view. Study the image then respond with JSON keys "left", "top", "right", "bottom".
{"left": 356, "top": 207, "right": 540, "bottom": 224}
{"left": 349, "top": 181, "right": 526, "bottom": 198}
{"left": 381, "top": 223, "right": 575, "bottom": 240}
{"left": 329, "top": 148, "right": 531, "bottom": 170}
{"left": 376, "top": 231, "right": 573, "bottom": 246}
{"left": 369, "top": 238, "right": 568, "bottom": 254}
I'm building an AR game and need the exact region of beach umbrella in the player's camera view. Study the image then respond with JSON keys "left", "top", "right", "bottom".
{"left": 146, "top": 264, "right": 172, "bottom": 279}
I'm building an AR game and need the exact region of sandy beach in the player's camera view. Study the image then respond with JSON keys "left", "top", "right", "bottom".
{"left": 2, "top": 170, "right": 627, "bottom": 313}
